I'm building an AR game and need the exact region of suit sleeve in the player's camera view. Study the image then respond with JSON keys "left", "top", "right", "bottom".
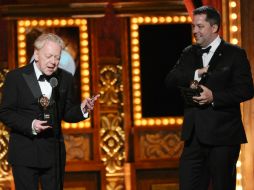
{"left": 165, "top": 47, "right": 196, "bottom": 89}
{"left": 0, "top": 72, "right": 34, "bottom": 137}
{"left": 213, "top": 49, "right": 254, "bottom": 107}
{"left": 60, "top": 73, "right": 88, "bottom": 123}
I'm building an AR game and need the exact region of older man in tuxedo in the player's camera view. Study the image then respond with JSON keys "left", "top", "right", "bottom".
{"left": 165, "top": 6, "right": 253, "bottom": 190}
{"left": 0, "top": 33, "right": 99, "bottom": 190}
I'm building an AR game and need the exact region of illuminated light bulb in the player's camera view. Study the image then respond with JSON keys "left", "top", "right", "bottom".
{"left": 176, "top": 118, "right": 183, "bottom": 125}
{"left": 20, "top": 57, "right": 26, "bottom": 63}
{"left": 231, "top": 13, "right": 237, "bottom": 19}
{"left": 53, "top": 19, "right": 59, "bottom": 25}
{"left": 152, "top": 17, "right": 158, "bottom": 23}
{"left": 64, "top": 123, "right": 70, "bottom": 129}
{"left": 135, "top": 120, "right": 141, "bottom": 126}
{"left": 236, "top": 160, "right": 241, "bottom": 167}
{"left": 230, "top": 1, "right": 237, "bottom": 8}
{"left": 81, "top": 19, "right": 87, "bottom": 25}
{"left": 39, "top": 20, "right": 45, "bottom": 26}
{"left": 138, "top": 17, "right": 144, "bottom": 23}
{"left": 60, "top": 19, "right": 67, "bottom": 26}
{"left": 19, "top": 50, "right": 26, "bottom": 56}
{"left": 46, "top": 20, "right": 53, "bottom": 26}
{"left": 132, "top": 53, "right": 139, "bottom": 60}
{"left": 145, "top": 17, "right": 151, "bottom": 23}
{"left": 169, "top": 118, "right": 176, "bottom": 125}
{"left": 173, "top": 16, "right": 179, "bottom": 22}
{"left": 75, "top": 19, "right": 81, "bottom": 25}
{"left": 155, "top": 119, "right": 161, "bottom": 125}
{"left": 18, "top": 21, "right": 25, "bottom": 26}
{"left": 133, "top": 61, "right": 140, "bottom": 67}
{"left": 132, "top": 46, "right": 139, "bottom": 52}
{"left": 81, "top": 33, "right": 88, "bottom": 39}
{"left": 31, "top": 20, "right": 38, "bottom": 26}
{"left": 148, "top": 119, "right": 155, "bottom": 125}
{"left": 67, "top": 19, "right": 74, "bottom": 25}
{"left": 134, "top": 98, "right": 141, "bottom": 104}
{"left": 132, "top": 31, "right": 139, "bottom": 38}
{"left": 85, "top": 121, "right": 91, "bottom": 128}
{"left": 236, "top": 185, "right": 242, "bottom": 190}
{"left": 81, "top": 48, "right": 89, "bottom": 54}
{"left": 18, "top": 27, "right": 25, "bottom": 34}
{"left": 134, "top": 113, "right": 142, "bottom": 119}
{"left": 141, "top": 119, "right": 147, "bottom": 126}
{"left": 81, "top": 55, "right": 89, "bottom": 61}
{"left": 132, "top": 39, "right": 139, "bottom": 45}
{"left": 132, "top": 24, "right": 138, "bottom": 30}
{"left": 80, "top": 26, "right": 87, "bottom": 31}
{"left": 81, "top": 78, "right": 89, "bottom": 85}
{"left": 231, "top": 38, "right": 238, "bottom": 44}
{"left": 84, "top": 92, "right": 90, "bottom": 98}
{"left": 25, "top": 20, "right": 31, "bottom": 26}
{"left": 81, "top": 40, "right": 88, "bottom": 46}
{"left": 166, "top": 16, "right": 172, "bottom": 23}
{"left": 18, "top": 35, "right": 25, "bottom": 41}
{"left": 133, "top": 83, "right": 140, "bottom": 90}
{"left": 135, "top": 105, "right": 142, "bottom": 111}
{"left": 19, "top": 42, "right": 26, "bottom": 48}
{"left": 133, "top": 69, "right": 140, "bottom": 75}
{"left": 133, "top": 76, "right": 140, "bottom": 82}
{"left": 78, "top": 122, "right": 85, "bottom": 128}
{"left": 162, "top": 119, "right": 169, "bottom": 125}
{"left": 180, "top": 16, "right": 187, "bottom": 22}
{"left": 71, "top": 123, "right": 78, "bottom": 129}
{"left": 159, "top": 17, "right": 165, "bottom": 23}
{"left": 231, "top": 25, "right": 238, "bottom": 32}
{"left": 236, "top": 173, "right": 242, "bottom": 180}
{"left": 132, "top": 18, "right": 138, "bottom": 24}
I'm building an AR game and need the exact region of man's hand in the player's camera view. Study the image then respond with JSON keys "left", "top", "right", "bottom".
{"left": 81, "top": 94, "right": 100, "bottom": 113}
{"left": 192, "top": 85, "right": 213, "bottom": 105}
{"left": 32, "top": 119, "right": 52, "bottom": 134}
{"left": 197, "top": 66, "right": 209, "bottom": 78}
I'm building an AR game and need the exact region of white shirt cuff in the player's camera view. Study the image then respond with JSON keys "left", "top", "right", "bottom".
{"left": 194, "top": 70, "right": 202, "bottom": 82}
{"left": 81, "top": 105, "right": 89, "bottom": 118}
{"left": 31, "top": 120, "right": 37, "bottom": 135}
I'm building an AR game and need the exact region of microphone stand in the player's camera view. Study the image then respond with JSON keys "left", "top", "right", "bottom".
{"left": 50, "top": 77, "right": 63, "bottom": 190}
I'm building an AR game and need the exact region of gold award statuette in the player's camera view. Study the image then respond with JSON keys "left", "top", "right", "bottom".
{"left": 38, "top": 95, "right": 51, "bottom": 123}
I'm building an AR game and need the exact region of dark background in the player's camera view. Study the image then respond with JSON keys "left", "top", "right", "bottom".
{"left": 139, "top": 23, "right": 192, "bottom": 117}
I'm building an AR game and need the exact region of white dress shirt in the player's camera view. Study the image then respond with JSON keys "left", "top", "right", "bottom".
{"left": 33, "top": 62, "right": 52, "bottom": 99}
{"left": 194, "top": 35, "right": 221, "bottom": 81}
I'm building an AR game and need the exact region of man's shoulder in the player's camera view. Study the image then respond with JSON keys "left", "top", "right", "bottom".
{"left": 5, "top": 65, "right": 28, "bottom": 78}
{"left": 182, "top": 44, "right": 199, "bottom": 55}
{"left": 222, "top": 40, "right": 244, "bottom": 52}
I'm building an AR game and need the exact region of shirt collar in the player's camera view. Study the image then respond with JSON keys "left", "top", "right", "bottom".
{"left": 33, "top": 61, "right": 43, "bottom": 80}
{"left": 204, "top": 35, "right": 221, "bottom": 53}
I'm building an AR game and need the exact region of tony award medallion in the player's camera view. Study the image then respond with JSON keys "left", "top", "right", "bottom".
{"left": 38, "top": 95, "right": 51, "bottom": 125}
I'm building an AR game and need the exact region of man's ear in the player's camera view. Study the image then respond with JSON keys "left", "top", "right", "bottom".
{"left": 34, "top": 50, "right": 39, "bottom": 62}
{"left": 212, "top": 24, "right": 219, "bottom": 33}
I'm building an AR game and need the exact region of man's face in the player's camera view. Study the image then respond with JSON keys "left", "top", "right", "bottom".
{"left": 192, "top": 14, "right": 218, "bottom": 47}
{"left": 34, "top": 40, "right": 61, "bottom": 76}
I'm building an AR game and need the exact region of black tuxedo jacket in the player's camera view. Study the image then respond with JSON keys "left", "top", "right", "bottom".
{"left": 165, "top": 40, "right": 254, "bottom": 145}
{"left": 0, "top": 63, "right": 86, "bottom": 168}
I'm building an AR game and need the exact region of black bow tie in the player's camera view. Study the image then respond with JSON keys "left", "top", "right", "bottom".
{"left": 38, "top": 74, "right": 51, "bottom": 82}
{"left": 199, "top": 46, "right": 211, "bottom": 55}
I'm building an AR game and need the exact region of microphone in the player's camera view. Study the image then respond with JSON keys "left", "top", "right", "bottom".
{"left": 49, "top": 77, "right": 58, "bottom": 88}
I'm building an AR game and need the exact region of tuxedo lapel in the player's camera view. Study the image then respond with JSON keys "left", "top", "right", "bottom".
{"left": 193, "top": 45, "right": 203, "bottom": 69}
{"left": 22, "top": 64, "right": 42, "bottom": 99}
{"left": 207, "top": 40, "right": 225, "bottom": 73}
